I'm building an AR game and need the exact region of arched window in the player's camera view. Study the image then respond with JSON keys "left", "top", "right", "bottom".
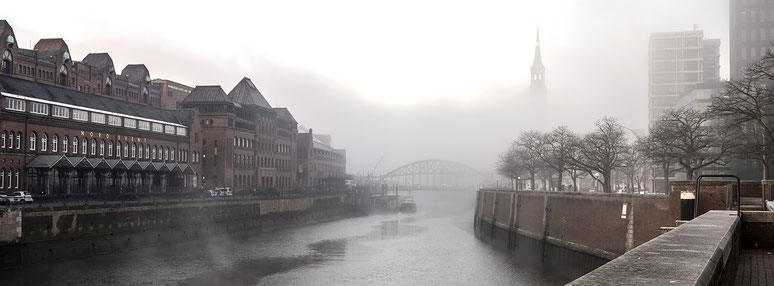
{"left": 63, "top": 136, "right": 68, "bottom": 153}
{"left": 29, "top": 132, "right": 36, "bottom": 151}
{"left": 152, "top": 146, "right": 157, "bottom": 160}
{"left": 146, "top": 144, "right": 150, "bottom": 159}
{"left": 100, "top": 140, "right": 105, "bottom": 156}
{"left": 105, "top": 77, "right": 112, "bottom": 96}
{"left": 132, "top": 143, "right": 136, "bottom": 158}
{"left": 171, "top": 147, "right": 175, "bottom": 161}
{"left": 82, "top": 137, "right": 87, "bottom": 155}
{"left": 59, "top": 65, "right": 68, "bottom": 86}
{"left": 165, "top": 147, "right": 169, "bottom": 161}
{"left": 91, "top": 139, "right": 96, "bottom": 155}
{"left": 234, "top": 137, "right": 237, "bottom": 146}
{"left": 1, "top": 49, "right": 12, "bottom": 75}
{"left": 116, "top": 141, "right": 121, "bottom": 157}
{"left": 52, "top": 134, "right": 58, "bottom": 152}
{"left": 124, "top": 142, "right": 128, "bottom": 158}
{"left": 138, "top": 144, "right": 143, "bottom": 159}
{"left": 16, "top": 132, "right": 21, "bottom": 150}
{"left": 41, "top": 133, "right": 47, "bottom": 151}
{"left": 15, "top": 169, "right": 20, "bottom": 188}
{"left": 2, "top": 130, "right": 6, "bottom": 149}
{"left": 109, "top": 141, "right": 113, "bottom": 157}
{"left": 6, "top": 169, "right": 11, "bottom": 189}
{"left": 1, "top": 169, "right": 5, "bottom": 188}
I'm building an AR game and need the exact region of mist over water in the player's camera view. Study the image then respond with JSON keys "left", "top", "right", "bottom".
{"left": 1, "top": 191, "right": 563, "bottom": 285}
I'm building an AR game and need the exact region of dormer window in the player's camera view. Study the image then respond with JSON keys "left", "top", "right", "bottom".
{"left": 62, "top": 51, "right": 70, "bottom": 63}
{"left": 58, "top": 65, "right": 68, "bottom": 86}
{"left": 144, "top": 75, "right": 150, "bottom": 83}
{"left": 1, "top": 49, "right": 11, "bottom": 75}
{"left": 105, "top": 77, "right": 112, "bottom": 96}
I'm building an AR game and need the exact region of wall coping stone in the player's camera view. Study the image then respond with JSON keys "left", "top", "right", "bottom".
{"left": 568, "top": 210, "right": 739, "bottom": 285}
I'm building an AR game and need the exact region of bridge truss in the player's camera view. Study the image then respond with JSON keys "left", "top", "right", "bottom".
{"left": 380, "top": 159, "right": 481, "bottom": 190}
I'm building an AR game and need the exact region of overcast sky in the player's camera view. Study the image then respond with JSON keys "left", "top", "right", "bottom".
{"left": 2, "top": 0, "right": 730, "bottom": 175}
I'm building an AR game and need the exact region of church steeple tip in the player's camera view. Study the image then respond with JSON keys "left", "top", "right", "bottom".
{"left": 530, "top": 27, "right": 546, "bottom": 97}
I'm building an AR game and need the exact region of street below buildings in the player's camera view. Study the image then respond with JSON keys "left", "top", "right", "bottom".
{"left": 1, "top": 190, "right": 563, "bottom": 285}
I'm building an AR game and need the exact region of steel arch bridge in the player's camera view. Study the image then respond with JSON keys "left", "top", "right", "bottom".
{"left": 380, "top": 159, "right": 482, "bottom": 190}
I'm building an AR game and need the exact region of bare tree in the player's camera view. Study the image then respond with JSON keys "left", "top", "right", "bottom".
{"left": 516, "top": 130, "right": 544, "bottom": 191}
{"left": 538, "top": 126, "right": 580, "bottom": 191}
{"left": 497, "top": 143, "right": 525, "bottom": 190}
{"left": 575, "top": 117, "right": 627, "bottom": 193}
{"left": 639, "top": 132, "right": 680, "bottom": 194}
{"left": 618, "top": 144, "right": 645, "bottom": 192}
{"left": 651, "top": 108, "right": 730, "bottom": 180}
{"left": 710, "top": 50, "right": 774, "bottom": 179}
{"left": 726, "top": 121, "right": 774, "bottom": 179}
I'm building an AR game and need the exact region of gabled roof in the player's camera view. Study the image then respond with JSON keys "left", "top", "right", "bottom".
{"left": 122, "top": 64, "right": 150, "bottom": 83}
{"left": 182, "top": 85, "right": 236, "bottom": 105}
{"left": 0, "top": 75, "right": 191, "bottom": 125}
{"left": 273, "top": 108, "right": 297, "bottom": 123}
{"left": 0, "top": 20, "right": 13, "bottom": 38}
{"left": 83, "top": 53, "right": 115, "bottom": 72}
{"left": 227, "top": 77, "right": 272, "bottom": 109}
{"left": 34, "top": 38, "right": 68, "bottom": 52}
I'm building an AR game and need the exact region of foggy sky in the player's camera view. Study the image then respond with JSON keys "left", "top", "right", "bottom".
{"left": 1, "top": 0, "right": 730, "bottom": 175}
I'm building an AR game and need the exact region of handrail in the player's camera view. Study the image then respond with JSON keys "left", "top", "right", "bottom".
{"left": 694, "top": 174, "right": 741, "bottom": 218}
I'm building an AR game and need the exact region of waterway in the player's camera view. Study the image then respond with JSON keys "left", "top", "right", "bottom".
{"left": 2, "top": 191, "right": 563, "bottom": 285}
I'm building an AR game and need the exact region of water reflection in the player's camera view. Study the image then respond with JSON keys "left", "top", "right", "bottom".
{"left": 1, "top": 191, "right": 562, "bottom": 286}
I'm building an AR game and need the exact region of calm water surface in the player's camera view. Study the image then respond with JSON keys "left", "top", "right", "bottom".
{"left": 2, "top": 191, "right": 563, "bottom": 285}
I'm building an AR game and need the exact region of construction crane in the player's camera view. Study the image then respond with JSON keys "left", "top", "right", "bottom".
{"left": 369, "top": 155, "right": 384, "bottom": 185}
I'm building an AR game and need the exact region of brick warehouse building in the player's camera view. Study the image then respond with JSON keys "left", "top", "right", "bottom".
{"left": 0, "top": 20, "right": 346, "bottom": 195}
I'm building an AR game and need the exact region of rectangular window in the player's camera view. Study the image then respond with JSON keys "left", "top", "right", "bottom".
{"left": 152, "top": 123, "right": 163, "bottom": 133}
{"left": 91, "top": 113, "right": 106, "bottom": 124}
{"left": 72, "top": 110, "right": 88, "bottom": 121}
{"left": 176, "top": 127, "right": 186, "bottom": 136}
{"left": 139, "top": 121, "right": 150, "bottom": 130}
{"left": 124, "top": 118, "right": 136, "bottom": 128}
{"left": 30, "top": 102, "right": 48, "bottom": 115}
{"left": 5, "top": 98, "right": 25, "bottom": 111}
{"left": 52, "top": 106, "right": 69, "bottom": 118}
{"left": 165, "top": 125, "right": 175, "bottom": 134}
{"left": 108, "top": 115, "right": 121, "bottom": 126}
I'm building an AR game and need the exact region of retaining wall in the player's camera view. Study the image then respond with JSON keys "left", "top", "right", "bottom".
{"left": 0, "top": 195, "right": 356, "bottom": 269}
{"left": 474, "top": 188, "right": 680, "bottom": 282}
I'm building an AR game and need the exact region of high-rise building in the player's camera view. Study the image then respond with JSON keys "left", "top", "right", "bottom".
{"left": 730, "top": 0, "right": 774, "bottom": 79}
{"left": 648, "top": 28, "right": 720, "bottom": 126}
{"left": 530, "top": 29, "right": 546, "bottom": 97}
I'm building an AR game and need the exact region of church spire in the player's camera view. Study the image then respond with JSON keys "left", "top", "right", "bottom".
{"left": 530, "top": 27, "right": 546, "bottom": 97}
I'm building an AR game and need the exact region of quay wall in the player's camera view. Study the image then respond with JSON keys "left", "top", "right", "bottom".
{"left": 0, "top": 194, "right": 363, "bottom": 269}
{"left": 474, "top": 188, "right": 680, "bottom": 282}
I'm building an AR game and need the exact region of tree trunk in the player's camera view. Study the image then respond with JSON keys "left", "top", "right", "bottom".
{"left": 529, "top": 171, "right": 535, "bottom": 191}
{"left": 663, "top": 168, "right": 670, "bottom": 195}
{"left": 557, "top": 170, "right": 564, "bottom": 192}
{"left": 572, "top": 177, "right": 578, "bottom": 192}
{"left": 684, "top": 166, "right": 695, "bottom": 181}
{"left": 602, "top": 171, "right": 612, "bottom": 193}
{"left": 763, "top": 159, "right": 770, "bottom": 181}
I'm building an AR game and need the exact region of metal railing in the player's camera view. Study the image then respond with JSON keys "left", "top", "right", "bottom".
{"left": 694, "top": 174, "right": 741, "bottom": 218}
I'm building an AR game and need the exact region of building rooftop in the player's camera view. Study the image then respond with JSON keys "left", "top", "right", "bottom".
{"left": 228, "top": 77, "right": 272, "bottom": 110}
{"left": 0, "top": 74, "right": 191, "bottom": 126}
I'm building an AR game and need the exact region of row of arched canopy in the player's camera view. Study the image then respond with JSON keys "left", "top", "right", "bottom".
{"left": 26, "top": 154, "right": 195, "bottom": 173}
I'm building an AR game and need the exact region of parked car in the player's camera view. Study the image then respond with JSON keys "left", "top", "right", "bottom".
{"left": 215, "top": 187, "right": 233, "bottom": 197}
{"left": 7, "top": 191, "right": 33, "bottom": 204}
{"left": 207, "top": 189, "right": 219, "bottom": 197}
{"left": 0, "top": 194, "right": 8, "bottom": 205}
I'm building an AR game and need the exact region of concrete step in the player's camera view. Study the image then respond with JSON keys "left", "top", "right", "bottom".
{"left": 675, "top": 220, "right": 689, "bottom": 227}
{"left": 740, "top": 205, "right": 764, "bottom": 211}
{"left": 741, "top": 197, "right": 762, "bottom": 205}
{"left": 660, "top": 226, "right": 676, "bottom": 234}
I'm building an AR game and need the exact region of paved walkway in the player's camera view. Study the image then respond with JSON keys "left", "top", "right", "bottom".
{"left": 735, "top": 248, "right": 774, "bottom": 286}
